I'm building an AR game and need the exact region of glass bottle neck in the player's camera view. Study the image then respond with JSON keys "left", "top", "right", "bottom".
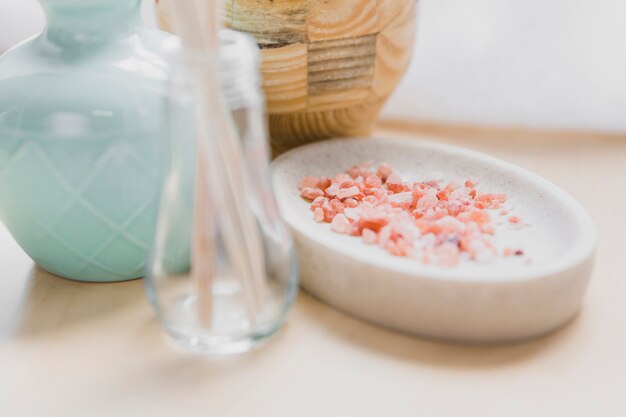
{"left": 39, "top": 0, "right": 142, "bottom": 46}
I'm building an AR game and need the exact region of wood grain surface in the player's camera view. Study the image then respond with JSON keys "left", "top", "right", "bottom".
{"left": 157, "top": 0, "right": 417, "bottom": 153}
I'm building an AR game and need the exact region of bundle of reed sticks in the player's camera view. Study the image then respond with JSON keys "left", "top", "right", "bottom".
{"left": 168, "top": 0, "right": 267, "bottom": 328}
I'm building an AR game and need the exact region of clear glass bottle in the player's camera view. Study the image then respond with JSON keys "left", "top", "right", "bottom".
{"left": 146, "top": 30, "right": 298, "bottom": 354}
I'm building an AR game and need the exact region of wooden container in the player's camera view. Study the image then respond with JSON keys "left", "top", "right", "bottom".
{"left": 157, "top": 0, "right": 417, "bottom": 154}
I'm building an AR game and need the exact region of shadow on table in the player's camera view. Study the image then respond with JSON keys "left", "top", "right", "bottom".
{"left": 296, "top": 292, "right": 581, "bottom": 370}
{"left": 8, "top": 266, "right": 142, "bottom": 339}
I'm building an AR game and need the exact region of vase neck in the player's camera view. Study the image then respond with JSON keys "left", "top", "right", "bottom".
{"left": 39, "top": 0, "right": 142, "bottom": 47}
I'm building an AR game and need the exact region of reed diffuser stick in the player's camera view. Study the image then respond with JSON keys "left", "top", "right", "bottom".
{"left": 169, "top": 0, "right": 267, "bottom": 325}
{"left": 191, "top": 138, "right": 212, "bottom": 328}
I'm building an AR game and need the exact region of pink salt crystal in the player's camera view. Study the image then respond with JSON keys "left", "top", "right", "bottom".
{"left": 323, "top": 210, "right": 335, "bottom": 223}
{"left": 299, "top": 162, "right": 522, "bottom": 267}
{"left": 333, "top": 173, "right": 352, "bottom": 183}
{"left": 388, "top": 191, "right": 413, "bottom": 202}
{"left": 377, "top": 163, "right": 393, "bottom": 180}
{"left": 364, "top": 175, "right": 383, "bottom": 188}
{"left": 378, "top": 224, "right": 392, "bottom": 247}
{"left": 300, "top": 187, "right": 324, "bottom": 200}
{"left": 343, "top": 207, "right": 361, "bottom": 220}
{"left": 417, "top": 193, "right": 438, "bottom": 212}
{"left": 395, "top": 222, "right": 421, "bottom": 242}
{"left": 346, "top": 166, "right": 361, "bottom": 179}
{"left": 435, "top": 242, "right": 460, "bottom": 267}
{"left": 481, "top": 224, "right": 495, "bottom": 235}
{"left": 329, "top": 198, "right": 345, "bottom": 213}
{"left": 330, "top": 213, "right": 350, "bottom": 234}
{"left": 311, "top": 196, "right": 327, "bottom": 209}
{"left": 437, "top": 216, "right": 465, "bottom": 234}
{"left": 313, "top": 207, "right": 325, "bottom": 223}
{"left": 385, "top": 173, "right": 404, "bottom": 193}
{"left": 318, "top": 177, "right": 332, "bottom": 191}
{"left": 325, "top": 183, "right": 340, "bottom": 197}
{"left": 298, "top": 176, "right": 320, "bottom": 190}
{"left": 337, "top": 186, "right": 360, "bottom": 200}
{"left": 469, "top": 209, "right": 490, "bottom": 225}
{"left": 372, "top": 188, "right": 387, "bottom": 201}
{"left": 360, "top": 217, "right": 388, "bottom": 233}
{"left": 469, "top": 240, "right": 496, "bottom": 263}
{"left": 387, "top": 240, "right": 407, "bottom": 257}
{"left": 339, "top": 179, "right": 358, "bottom": 189}
{"left": 362, "top": 228, "right": 378, "bottom": 244}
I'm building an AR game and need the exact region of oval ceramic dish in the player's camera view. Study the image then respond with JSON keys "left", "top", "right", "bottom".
{"left": 272, "top": 137, "right": 596, "bottom": 343}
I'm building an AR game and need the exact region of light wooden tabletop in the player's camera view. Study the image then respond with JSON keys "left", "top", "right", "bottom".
{"left": 1, "top": 124, "right": 625, "bottom": 417}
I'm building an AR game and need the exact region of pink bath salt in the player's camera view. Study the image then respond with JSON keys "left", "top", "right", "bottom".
{"left": 318, "top": 177, "right": 332, "bottom": 191}
{"left": 364, "top": 175, "right": 383, "bottom": 188}
{"left": 446, "top": 200, "right": 465, "bottom": 217}
{"left": 437, "top": 215, "right": 466, "bottom": 234}
{"left": 362, "top": 228, "right": 378, "bottom": 244}
{"left": 378, "top": 224, "right": 392, "bottom": 248}
{"left": 313, "top": 207, "right": 325, "bottom": 223}
{"left": 372, "top": 188, "right": 388, "bottom": 202}
{"left": 337, "top": 186, "right": 361, "bottom": 200}
{"left": 385, "top": 173, "right": 404, "bottom": 193}
{"left": 481, "top": 223, "right": 495, "bottom": 235}
{"left": 342, "top": 207, "right": 361, "bottom": 220}
{"left": 329, "top": 198, "right": 345, "bottom": 213}
{"left": 310, "top": 196, "right": 325, "bottom": 208}
{"left": 330, "top": 213, "right": 351, "bottom": 234}
{"left": 323, "top": 209, "right": 336, "bottom": 223}
{"left": 298, "top": 176, "right": 320, "bottom": 190}
{"left": 468, "top": 240, "right": 496, "bottom": 263}
{"left": 299, "top": 162, "right": 523, "bottom": 267}
{"left": 394, "top": 221, "right": 421, "bottom": 242}
{"left": 386, "top": 239, "right": 408, "bottom": 257}
{"left": 360, "top": 195, "right": 376, "bottom": 205}
{"left": 377, "top": 163, "right": 393, "bottom": 180}
{"left": 333, "top": 173, "right": 352, "bottom": 184}
{"left": 494, "top": 194, "right": 507, "bottom": 203}
{"left": 435, "top": 242, "right": 460, "bottom": 267}
{"left": 469, "top": 209, "right": 491, "bottom": 225}
{"left": 300, "top": 187, "right": 325, "bottom": 200}
{"left": 429, "top": 206, "right": 450, "bottom": 221}
{"left": 359, "top": 217, "right": 388, "bottom": 234}
{"left": 387, "top": 191, "right": 413, "bottom": 206}
{"left": 339, "top": 179, "right": 363, "bottom": 192}
{"left": 417, "top": 193, "right": 438, "bottom": 212}
{"left": 325, "top": 183, "right": 340, "bottom": 197}
{"left": 476, "top": 193, "right": 507, "bottom": 208}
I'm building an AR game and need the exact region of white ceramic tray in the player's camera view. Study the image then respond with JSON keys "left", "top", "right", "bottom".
{"left": 272, "top": 137, "right": 596, "bottom": 343}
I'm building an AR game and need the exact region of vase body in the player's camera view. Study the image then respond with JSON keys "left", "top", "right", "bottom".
{"left": 0, "top": 0, "right": 173, "bottom": 282}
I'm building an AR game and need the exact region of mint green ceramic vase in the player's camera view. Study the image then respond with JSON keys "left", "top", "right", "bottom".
{"left": 0, "top": 0, "right": 173, "bottom": 282}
